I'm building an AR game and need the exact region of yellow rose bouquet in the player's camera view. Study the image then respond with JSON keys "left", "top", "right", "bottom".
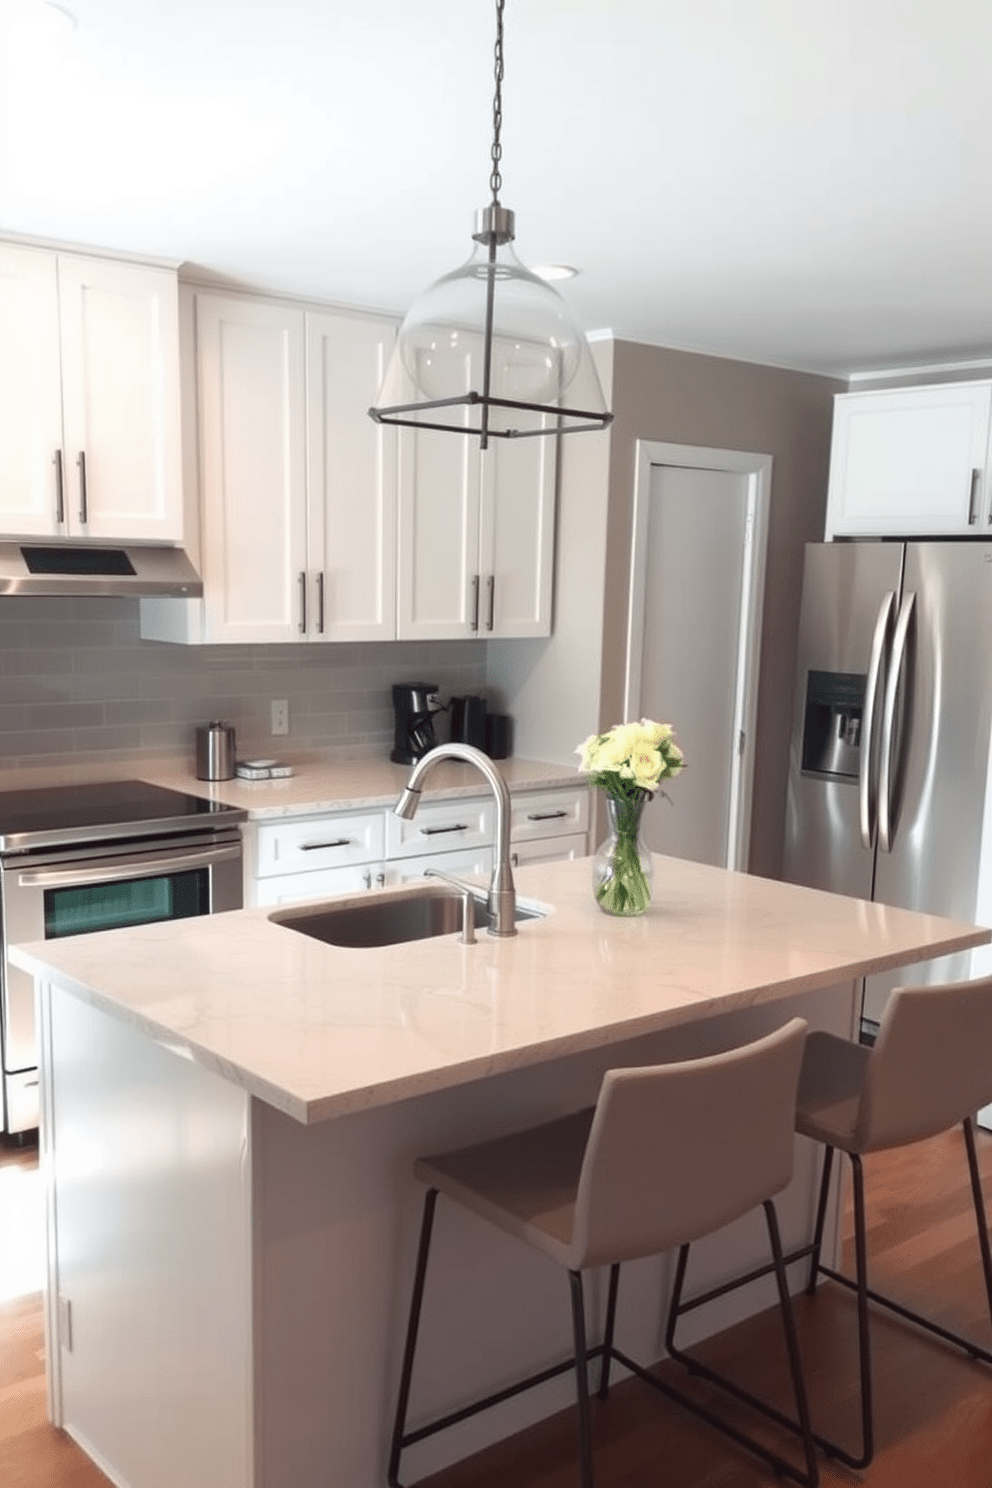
{"left": 575, "top": 719, "right": 684, "bottom": 915}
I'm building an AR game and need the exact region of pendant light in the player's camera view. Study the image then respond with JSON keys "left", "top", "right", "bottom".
{"left": 369, "top": 0, "right": 612, "bottom": 450}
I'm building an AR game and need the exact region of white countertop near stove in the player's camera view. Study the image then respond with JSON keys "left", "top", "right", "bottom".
{"left": 13, "top": 855, "right": 988, "bottom": 1126}
{"left": 141, "top": 754, "right": 584, "bottom": 818}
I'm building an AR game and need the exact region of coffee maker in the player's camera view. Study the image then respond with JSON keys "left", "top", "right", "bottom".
{"left": 390, "top": 683, "right": 445, "bottom": 765}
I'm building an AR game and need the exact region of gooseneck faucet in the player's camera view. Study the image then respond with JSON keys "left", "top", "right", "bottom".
{"left": 394, "top": 743, "right": 517, "bottom": 937}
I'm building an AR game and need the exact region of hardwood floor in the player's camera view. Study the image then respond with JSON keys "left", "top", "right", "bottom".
{"left": 2, "top": 1127, "right": 991, "bottom": 1487}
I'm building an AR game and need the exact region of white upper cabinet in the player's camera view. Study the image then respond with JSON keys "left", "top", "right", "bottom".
{"left": 825, "top": 381, "right": 992, "bottom": 539}
{"left": 196, "top": 294, "right": 308, "bottom": 644}
{"left": 396, "top": 423, "right": 557, "bottom": 640}
{"left": 0, "top": 241, "right": 183, "bottom": 543}
{"left": 396, "top": 425, "right": 481, "bottom": 639}
{"left": 306, "top": 311, "right": 397, "bottom": 641}
{"left": 171, "top": 293, "right": 396, "bottom": 645}
{"left": 481, "top": 432, "right": 557, "bottom": 636}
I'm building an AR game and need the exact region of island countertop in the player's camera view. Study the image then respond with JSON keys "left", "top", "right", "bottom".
{"left": 13, "top": 856, "right": 989, "bottom": 1126}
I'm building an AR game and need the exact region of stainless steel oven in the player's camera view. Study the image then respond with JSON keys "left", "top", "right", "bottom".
{"left": 0, "top": 781, "right": 246, "bottom": 1135}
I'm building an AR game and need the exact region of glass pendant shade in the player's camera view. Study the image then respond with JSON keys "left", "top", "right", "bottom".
{"left": 370, "top": 214, "right": 611, "bottom": 444}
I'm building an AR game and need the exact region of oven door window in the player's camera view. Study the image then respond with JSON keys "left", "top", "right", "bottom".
{"left": 44, "top": 868, "right": 209, "bottom": 940}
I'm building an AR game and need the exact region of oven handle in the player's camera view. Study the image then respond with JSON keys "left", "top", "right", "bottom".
{"left": 13, "top": 842, "right": 243, "bottom": 890}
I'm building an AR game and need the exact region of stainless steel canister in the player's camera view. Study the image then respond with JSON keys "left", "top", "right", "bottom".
{"left": 195, "top": 721, "right": 236, "bottom": 781}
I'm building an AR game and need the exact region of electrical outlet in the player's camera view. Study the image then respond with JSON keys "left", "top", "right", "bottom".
{"left": 271, "top": 699, "right": 289, "bottom": 736}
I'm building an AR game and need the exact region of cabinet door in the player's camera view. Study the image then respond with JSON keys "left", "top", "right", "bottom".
{"left": 384, "top": 844, "right": 493, "bottom": 887}
{"left": 0, "top": 243, "right": 64, "bottom": 537}
{"left": 509, "top": 786, "right": 589, "bottom": 845}
{"left": 396, "top": 427, "right": 482, "bottom": 639}
{"left": 57, "top": 254, "right": 183, "bottom": 542}
{"left": 511, "top": 831, "right": 589, "bottom": 868}
{"left": 825, "top": 383, "right": 992, "bottom": 538}
{"left": 251, "top": 863, "right": 384, "bottom": 908}
{"left": 479, "top": 431, "right": 557, "bottom": 637}
{"left": 196, "top": 294, "right": 307, "bottom": 643}
{"left": 306, "top": 311, "right": 397, "bottom": 640}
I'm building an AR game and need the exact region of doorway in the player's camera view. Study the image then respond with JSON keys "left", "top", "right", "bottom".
{"left": 624, "top": 442, "right": 771, "bottom": 871}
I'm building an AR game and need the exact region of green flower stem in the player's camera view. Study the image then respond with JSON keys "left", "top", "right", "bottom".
{"left": 595, "top": 825, "right": 652, "bottom": 915}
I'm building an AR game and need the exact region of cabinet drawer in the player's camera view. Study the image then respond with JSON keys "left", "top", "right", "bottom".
{"left": 511, "top": 831, "right": 589, "bottom": 869}
{"left": 385, "top": 795, "right": 495, "bottom": 859}
{"left": 255, "top": 810, "right": 385, "bottom": 878}
{"left": 252, "top": 861, "right": 384, "bottom": 908}
{"left": 384, "top": 844, "right": 493, "bottom": 887}
{"left": 510, "top": 788, "right": 590, "bottom": 843}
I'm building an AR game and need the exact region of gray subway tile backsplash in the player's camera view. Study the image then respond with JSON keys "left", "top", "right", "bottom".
{"left": 0, "top": 598, "right": 488, "bottom": 769}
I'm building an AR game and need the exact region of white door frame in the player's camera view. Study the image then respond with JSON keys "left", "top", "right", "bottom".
{"left": 624, "top": 440, "right": 772, "bottom": 872}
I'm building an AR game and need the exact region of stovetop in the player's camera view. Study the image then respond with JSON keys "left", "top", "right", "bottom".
{"left": 0, "top": 780, "right": 247, "bottom": 854}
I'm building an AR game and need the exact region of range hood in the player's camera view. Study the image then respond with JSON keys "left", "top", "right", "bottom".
{"left": 0, "top": 542, "right": 203, "bottom": 598}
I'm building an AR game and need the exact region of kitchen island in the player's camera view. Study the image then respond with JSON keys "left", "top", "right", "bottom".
{"left": 14, "top": 856, "right": 989, "bottom": 1488}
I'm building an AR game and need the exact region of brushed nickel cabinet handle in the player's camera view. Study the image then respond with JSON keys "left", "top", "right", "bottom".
{"left": 299, "top": 571, "right": 307, "bottom": 634}
{"left": 77, "top": 451, "right": 88, "bottom": 524}
{"left": 420, "top": 823, "right": 468, "bottom": 836}
{"left": 299, "top": 839, "right": 351, "bottom": 851}
{"left": 969, "top": 468, "right": 981, "bottom": 525}
{"left": 470, "top": 573, "right": 480, "bottom": 631}
{"left": 54, "top": 449, "right": 65, "bottom": 524}
{"left": 527, "top": 810, "right": 568, "bottom": 821}
{"left": 486, "top": 573, "right": 495, "bottom": 631}
{"left": 317, "top": 571, "right": 325, "bottom": 634}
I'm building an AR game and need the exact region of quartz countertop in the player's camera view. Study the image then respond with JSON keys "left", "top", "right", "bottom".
{"left": 0, "top": 753, "right": 584, "bottom": 818}
{"left": 140, "top": 754, "right": 584, "bottom": 818}
{"left": 12, "top": 856, "right": 988, "bottom": 1126}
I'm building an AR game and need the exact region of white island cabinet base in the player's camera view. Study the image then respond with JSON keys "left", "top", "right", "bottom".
{"left": 21, "top": 855, "right": 990, "bottom": 1488}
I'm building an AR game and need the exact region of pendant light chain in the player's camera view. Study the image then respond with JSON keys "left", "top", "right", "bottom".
{"left": 489, "top": 0, "right": 505, "bottom": 207}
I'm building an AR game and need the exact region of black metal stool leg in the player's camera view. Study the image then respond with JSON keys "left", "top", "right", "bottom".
{"left": 763, "top": 1198, "right": 819, "bottom": 1487}
{"left": 568, "top": 1269, "right": 595, "bottom": 1488}
{"left": 963, "top": 1117, "right": 992, "bottom": 1330}
{"left": 388, "top": 1188, "right": 438, "bottom": 1488}
{"left": 663, "top": 1244, "right": 692, "bottom": 1360}
{"left": 846, "top": 1151, "right": 874, "bottom": 1468}
{"left": 805, "top": 1145, "right": 835, "bottom": 1295}
{"left": 597, "top": 1263, "right": 620, "bottom": 1400}
{"left": 638, "top": 1227, "right": 818, "bottom": 1485}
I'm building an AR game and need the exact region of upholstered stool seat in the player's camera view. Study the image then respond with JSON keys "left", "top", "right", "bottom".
{"left": 387, "top": 1019, "right": 818, "bottom": 1488}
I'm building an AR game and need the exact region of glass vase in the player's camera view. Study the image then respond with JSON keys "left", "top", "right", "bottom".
{"left": 592, "top": 793, "right": 653, "bottom": 916}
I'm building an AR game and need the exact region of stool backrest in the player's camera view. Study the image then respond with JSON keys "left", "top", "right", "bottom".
{"left": 569, "top": 1019, "right": 808, "bottom": 1270}
{"left": 858, "top": 973, "right": 992, "bottom": 1151}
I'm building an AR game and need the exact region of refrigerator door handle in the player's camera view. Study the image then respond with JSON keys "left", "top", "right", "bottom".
{"left": 878, "top": 589, "right": 916, "bottom": 853}
{"left": 859, "top": 590, "right": 896, "bottom": 851}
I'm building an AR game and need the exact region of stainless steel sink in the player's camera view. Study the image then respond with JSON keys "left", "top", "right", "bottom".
{"left": 269, "top": 885, "right": 544, "bottom": 949}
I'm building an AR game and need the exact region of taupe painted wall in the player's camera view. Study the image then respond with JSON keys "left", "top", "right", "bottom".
{"left": 602, "top": 340, "right": 844, "bottom": 878}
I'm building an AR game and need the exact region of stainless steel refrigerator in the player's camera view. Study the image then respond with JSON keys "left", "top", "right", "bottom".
{"left": 783, "top": 542, "right": 992, "bottom": 1119}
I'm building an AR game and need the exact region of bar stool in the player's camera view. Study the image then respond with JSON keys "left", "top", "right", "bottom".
{"left": 387, "top": 1018, "right": 818, "bottom": 1488}
{"left": 795, "top": 974, "right": 992, "bottom": 1469}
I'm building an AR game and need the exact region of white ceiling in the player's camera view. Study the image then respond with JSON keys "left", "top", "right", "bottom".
{"left": 2, "top": 0, "right": 991, "bottom": 378}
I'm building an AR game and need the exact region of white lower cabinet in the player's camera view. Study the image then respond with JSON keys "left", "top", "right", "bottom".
{"left": 512, "top": 832, "right": 588, "bottom": 869}
{"left": 244, "top": 784, "right": 589, "bottom": 908}
{"left": 385, "top": 844, "right": 492, "bottom": 887}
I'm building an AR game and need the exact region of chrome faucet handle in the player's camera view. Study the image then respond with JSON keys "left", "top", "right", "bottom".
{"left": 423, "top": 867, "right": 477, "bottom": 944}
